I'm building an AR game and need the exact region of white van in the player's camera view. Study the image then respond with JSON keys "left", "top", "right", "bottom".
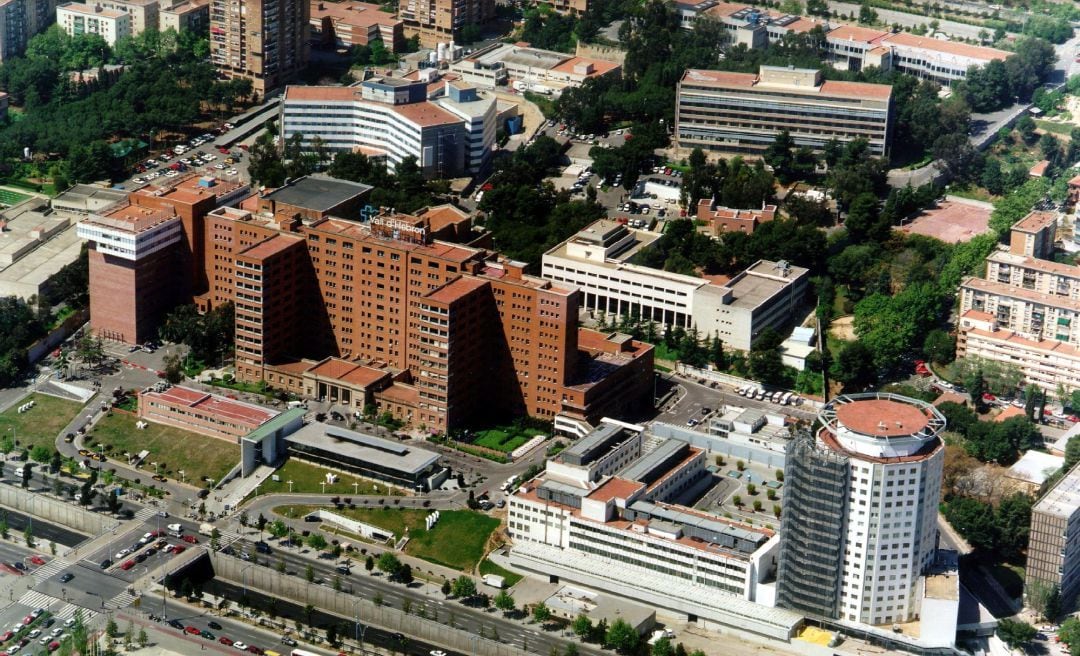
{"left": 14, "top": 468, "right": 23, "bottom": 477}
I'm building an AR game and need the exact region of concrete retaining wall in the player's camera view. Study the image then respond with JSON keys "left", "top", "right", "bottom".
{"left": 27, "top": 310, "right": 89, "bottom": 364}
{"left": 210, "top": 552, "right": 530, "bottom": 656}
{"left": 650, "top": 423, "right": 788, "bottom": 470}
{"left": 0, "top": 486, "right": 118, "bottom": 535}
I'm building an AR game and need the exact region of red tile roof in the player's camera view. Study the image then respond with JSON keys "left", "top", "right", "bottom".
{"left": 143, "top": 386, "right": 278, "bottom": 427}
{"left": 881, "top": 31, "right": 1008, "bottom": 61}
{"left": 586, "top": 477, "right": 645, "bottom": 502}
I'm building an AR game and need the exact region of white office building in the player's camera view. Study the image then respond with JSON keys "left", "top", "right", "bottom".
{"left": 542, "top": 220, "right": 809, "bottom": 350}
{"left": 281, "top": 73, "right": 496, "bottom": 177}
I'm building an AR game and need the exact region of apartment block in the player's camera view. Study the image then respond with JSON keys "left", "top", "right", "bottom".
{"left": 209, "top": 0, "right": 309, "bottom": 95}
{"left": 397, "top": 0, "right": 491, "bottom": 48}
{"left": 542, "top": 219, "right": 809, "bottom": 351}
{"left": 0, "top": 0, "right": 58, "bottom": 63}
{"left": 1027, "top": 463, "right": 1080, "bottom": 610}
{"left": 71, "top": 0, "right": 159, "bottom": 34}
{"left": 676, "top": 66, "right": 893, "bottom": 156}
{"left": 281, "top": 75, "right": 496, "bottom": 177}
{"left": 955, "top": 212, "right": 1080, "bottom": 394}
{"left": 159, "top": 0, "right": 209, "bottom": 33}
{"left": 507, "top": 421, "right": 802, "bottom": 640}
{"left": 310, "top": 0, "right": 402, "bottom": 50}
{"left": 57, "top": 2, "right": 132, "bottom": 44}
{"left": 776, "top": 393, "right": 945, "bottom": 626}
{"left": 693, "top": 2, "right": 1008, "bottom": 86}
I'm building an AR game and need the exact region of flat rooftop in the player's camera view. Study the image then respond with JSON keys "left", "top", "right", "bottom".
{"left": 724, "top": 260, "right": 808, "bottom": 310}
{"left": 1013, "top": 210, "right": 1057, "bottom": 234}
{"left": 142, "top": 385, "right": 279, "bottom": 428}
{"left": 286, "top": 423, "right": 439, "bottom": 474}
{"left": 924, "top": 572, "right": 959, "bottom": 601}
{"left": 1035, "top": 463, "right": 1080, "bottom": 518}
{"left": 263, "top": 175, "right": 372, "bottom": 213}
{"left": 58, "top": 2, "right": 127, "bottom": 17}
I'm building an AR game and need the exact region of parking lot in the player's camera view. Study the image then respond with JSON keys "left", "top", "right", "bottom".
{"left": 118, "top": 129, "right": 250, "bottom": 191}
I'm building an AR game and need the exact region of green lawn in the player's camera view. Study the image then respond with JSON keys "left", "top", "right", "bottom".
{"left": 473, "top": 427, "right": 543, "bottom": 454}
{"left": 0, "top": 189, "right": 30, "bottom": 207}
{"left": 278, "top": 505, "right": 499, "bottom": 571}
{"left": 1036, "top": 119, "right": 1075, "bottom": 136}
{"left": 0, "top": 393, "right": 84, "bottom": 452}
{"left": 479, "top": 558, "right": 523, "bottom": 587}
{"left": 85, "top": 412, "right": 239, "bottom": 485}
{"left": 253, "top": 459, "right": 406, "bottom": 497}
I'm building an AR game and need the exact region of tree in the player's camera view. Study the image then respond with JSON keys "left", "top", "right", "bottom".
{"left": 532, "top": 602, "right": 552, "bottom": 624}
{"left": 305, "top": 564, "right": 315, "bottom": 582}
{"left": 377, "top": 552, "right": 402, "bottom": 577}
{"left": 105, "top": 617, "right": 118, "bottom": 639}
{"left": 1027, "top": 580, "right": 1061, "bottom": 622}
{"left": 21, "top": 463, "right": 31, "bottom": 489}
{"left": 1061, "top": 617, "right": 1080, "bottom": 650}
{"left": 494, "top": 590, "right": 516, "bottom": 613}
{"left": 276, "top": 558, "right": 286, "bottom": 573}
{"left": 923, "top": 329, "right": 955, "bottom": 364}
{"left": 997, "top": 619, "right": 1036, "bottom": 649}
{"left": 451, "top": 575, "right": 477, "bottom": 599}
{"left": 844, "top": 192, "right": 888, "bottom": 244}
{"left": 605, "top": 618, "right": 639, "bottom": 654}
{"left": 210, "top": 527, "right": 221, "bottom": 550}
{"left": 162, "top": 352, "right": 184, "bottom": 384}
{"left": 561, "top": 613, "right": 588, "bottom": 641}
{"left": 565, "top": 643, "right": 579, "bottom": 656}
{"left": 137, "top": 628, "right": 148, "bottom": 648}
{"left": 966, "top": 367, "right": 987, "bottom": 412}
{"left": 652, "top": 637, "right": 675, "bottom": 656}
{"left": 399, "top": 563, "right": 413, "bottom": 584}
{"left": 365, "top": 555, "right": 375, "bottom": 572}
{"left": 1066, "top": 436, "right": 1080, "bottom": 471}
{"left": 306, "top": 533, "right": 328, "bottom": 551}
{"left": 830, "top": 340, "right": 877, "bottom": 390}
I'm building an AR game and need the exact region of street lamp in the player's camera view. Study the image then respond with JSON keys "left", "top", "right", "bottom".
{"left": 178, "top": 470, "right": 186, "bottom": 484}
{"left": 287, "top": 480, "right": 294, "bottom": 493}
{"left": 320, "top": 481, "right": 326, "bottom": 494}
{"left": 353, "top": 482, "right": 359, "bottom": 495}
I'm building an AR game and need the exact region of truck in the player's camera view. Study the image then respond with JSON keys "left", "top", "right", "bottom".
{"left": 482, "top": 574, "right": 505, "bottom": 589}
{"left": 530, "top": 84, "right": 554, "bottom": 96}
{"left": 512, "top": 80, "right": 529, "bottom": 92}
{"left": 199, "top": 523, "right": 215, "bottom": 537}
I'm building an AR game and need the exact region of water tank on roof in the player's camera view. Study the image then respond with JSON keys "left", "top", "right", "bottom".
{"left": 746, "top": 9, "right": 759, "bottom": 23}
{"left": 429, "top": 50, "right": 438, "bottom": 64}
{"left": 437, "top": 42, "right": 447, "bottom": 61}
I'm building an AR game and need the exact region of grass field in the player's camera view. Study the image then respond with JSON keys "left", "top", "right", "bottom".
{"left": 253, "top": 459, "right": 406, "bottom": 498}
{"left": 86, "top": 412, "right": 239, "bottom": 485}
{"left": 0, "top": 189, "right": 30, "bottom": 207}
{"left": 278, "top": 505, "right": 499, "bottom": 571}
{"left": 473, "top": 427, "right": 544, "bottom": 454}
{"left": 479, "top": 559, "right": 522, "bottom": 587}
{"left": 0, "top": 394, "right": 84, "bottom": 452}
{"left": 1036, "top": 119, "right": 1075, "bottom": 136}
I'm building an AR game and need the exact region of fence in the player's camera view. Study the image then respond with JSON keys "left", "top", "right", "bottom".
{"left": 210, "top": 552, "right": 531, "bottom": 656}
{"left": 0, "top": 486, "right": 118, "bottom": 535}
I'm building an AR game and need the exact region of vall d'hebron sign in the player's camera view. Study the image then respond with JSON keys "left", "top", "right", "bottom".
{"left": 371, "top": 216, "right": 427, "bottom": 244}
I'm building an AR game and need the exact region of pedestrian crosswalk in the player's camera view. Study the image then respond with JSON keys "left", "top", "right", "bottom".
{"left": 134, "top": 507, "right": 159, "bottom": 522}
{"left": 32, "top": 558, "right": 69, "bottom": 583}
{"left": 17, "top": 590, "right": 63, "bottom": 611}
{"left": 106, "top": 590, "right": 137, "bottom": 609}
{"left": 52, "top": 604, "right": 97, "bottom": 624}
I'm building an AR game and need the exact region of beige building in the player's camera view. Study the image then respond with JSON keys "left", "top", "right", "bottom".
{"left": 159, "top": 0, "right": 208, "bottom": 33}
{"left": 398, "top": 0, "right": 491, "bottom": 48}
{"left": 1027, "top": 463, "right": 1080, "bottom": 610}
{"left": 210, "top": 0, "right": 310, "bottom": 95}
{"left": 956, "top": 211, "right": 1080, "bottom": 394}
{"left": 675, "top": 66, "right": 893, "bottom": 156}
{"left": 57, "top": 2, "right": 132, "bottom": 44}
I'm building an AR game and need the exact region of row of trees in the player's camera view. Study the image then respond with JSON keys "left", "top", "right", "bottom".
{"left": 157, "top": 302, "right": 235, "bottom": 366}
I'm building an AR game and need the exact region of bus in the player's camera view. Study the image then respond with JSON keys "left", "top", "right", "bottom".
{"left": 290, "top": 650, "right": 322, "bottom": 656}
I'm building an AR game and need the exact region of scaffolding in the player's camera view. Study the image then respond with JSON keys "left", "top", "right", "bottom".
{"left": 775, "top": 432, "right": 849, "bottom": 619}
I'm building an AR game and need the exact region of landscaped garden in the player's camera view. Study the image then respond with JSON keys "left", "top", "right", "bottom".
{"left": 276, "top": 505, "right": 500, "bottom": 571}
{"left": 251, "top": 459, "right": 406, "bottom": 498}
{"left": 0, "top": 393, "right": 84, "bottom": 452}
{"left": 472, "top": 426, "right": 545, "bottom": 454}
{"left": 85, "top": 412, "right": 239, "bottom": 485}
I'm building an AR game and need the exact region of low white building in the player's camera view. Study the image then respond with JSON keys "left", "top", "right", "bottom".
{"left": 57, "top": 2, "right": 132, "bottom": 45}
{"left": 450, "top": 42, "right": 620, "bottom": 94}
{"left": 542, "top": 219, "right": 810, "bottom": 350}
